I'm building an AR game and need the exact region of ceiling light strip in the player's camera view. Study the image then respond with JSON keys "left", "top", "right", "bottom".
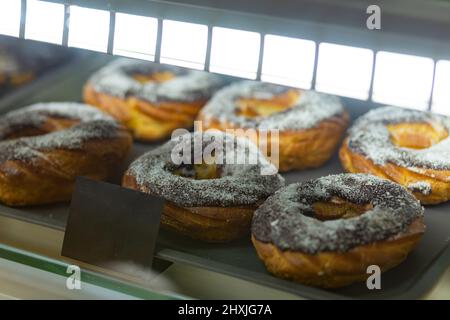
{"left": 3, "top": 2, "right": 445, "bottom": 112}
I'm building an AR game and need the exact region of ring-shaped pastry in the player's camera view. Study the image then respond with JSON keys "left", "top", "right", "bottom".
{"left": 251, "top": 173, "right": 425, "bottom": 288}
{"left": 340, "top": 106, "right": 450, "bottom": 204}
{"left": 123, "top": 131, "right": 285, "bottom": 242}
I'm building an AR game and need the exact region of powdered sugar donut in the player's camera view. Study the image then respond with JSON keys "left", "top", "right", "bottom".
{"left": 252, "top": 173, "right": 425, "bottom": 288}
{"left": 123, "top": 131, "right": 284, "bottom": 242}
{"left": 198, "top": 81, "right": 349, "bottom": 172}
{"left": 0, "top": 102, "right": 132, "bottom": 206}
{"left": 340, "top": 106, "right": 450, "bottom": 204}
{"left": 84, "top": 58, "right": 229, "bottom": 141}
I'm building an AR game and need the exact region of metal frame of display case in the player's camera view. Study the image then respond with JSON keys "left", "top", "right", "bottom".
{"left": 0, "top": 0, "right": 442, "bottom": 112}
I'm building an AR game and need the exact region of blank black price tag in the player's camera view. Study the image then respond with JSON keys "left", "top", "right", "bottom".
{"left": 62, "top": 177, "right": 164, "bottom": 277}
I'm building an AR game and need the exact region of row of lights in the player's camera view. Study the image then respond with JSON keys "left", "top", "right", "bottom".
{"left": 0, "top": 0, "right": 449, "bottom": 115}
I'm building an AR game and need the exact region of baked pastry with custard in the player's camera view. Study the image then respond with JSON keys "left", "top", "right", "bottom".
{"left": 123, "top": 131, "right": 285, "bottom": 242}
{"left": 340, "top": 106, "right": 450, "bottom": 204}
{"left": 0, "top": 37, "right": 68, "bottom": 91}
{"left": 0, "top": 102, "right": 132, "bottom": 206}
{"left": 84, "top": 59, "right": 228, "bottom": 141}
{"left": 198, "top": 81, "right": 349, "bottom": 172}
{"left": 252, "top": 173, "right": 425, "bottom": 288}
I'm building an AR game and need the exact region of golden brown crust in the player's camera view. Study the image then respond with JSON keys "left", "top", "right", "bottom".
{"left": 0, "top": 121, "right": 132, "bottom": 206}
{"left": 84, "top": 84, "right": 204, "bottom": 141}
{"left": 122, "top": 173, "right": 255, "bottom": 242}
{"left": 339, "top": 139, "right": 450, "bottom": 204}
{"left": 198, "top": 111, "right": 349, "bottom": 172}
{"left": 252, "top": 217, "right": 425, "bottom": 288}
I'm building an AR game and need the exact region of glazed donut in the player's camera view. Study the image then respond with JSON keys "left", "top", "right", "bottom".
{"left": 340, "top": 106, "right": 450, "bottom": 204}
{"left": 0, "top": 37, "right": 68, "bottom": 90}
{"left": 84, "top": 59, "right": 228, "bottom": 141}
{"left": 198, "top": 81, "right": 349, "bottom": 172}
{"left": 0, "top": 102, "right": 132, "bottom": 206}
{"left": 251, "top": 173, "right": 425, "bottom": 288}
{"left": 123, "top": 131, "right": 285, "bottom": 242}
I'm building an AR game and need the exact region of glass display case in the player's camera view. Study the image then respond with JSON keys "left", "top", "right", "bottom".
{"left": 0, "top": 0, "right": 449, "bottom": 300}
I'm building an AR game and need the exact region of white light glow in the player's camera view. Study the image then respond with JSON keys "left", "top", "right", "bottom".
{"left": 261, "top": 35, "right": 315, "bottom": 89}
{"left": 161, "top": 20, "right": 207, "bottom": 70}
{"left": 68, "top": 6, "right": 110, "bottom": 52}
{"left": 113, "top": 13, "right": 157, "bottom": 61}
{"left": 210, "top": 27, "right": 260, "bottom": 79}
{"left": 0, "top": 0, "right": 21, "bottom": 37}
{"left": 316, "top": 43, "right": 374, "bottom": 99}
{"left": 372, "top": 51, "right": 434, "bottom": 110}
{"left": 432, "top": 60, "right": 450, "bottom": 115}
{"left": 25, "top": 0, "right": 64, "bottom": 44}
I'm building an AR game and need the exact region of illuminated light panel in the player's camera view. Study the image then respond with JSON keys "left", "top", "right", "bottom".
{"left": 161, "top": 20, "right": 207, "bottom": 70}
{"left": 372, "top": 51, "right": 434, "bottom": 110}
{"left": 432, "top": 60, "right": 450, "bottom": 116}
{"left": 68, "top": 6, "right": 110, "bottom": 53}
{"left": 261, "top": 35, "right": 316, "bottom": 89}
{"left": 113, "top": 13, "right": 157, "bottom": 61}
{"left": 316, "top": 43, "right": 374, "bottom": 99}
{"left": 25, "top": 0, "right": 64, "bottom": 44}
{"left": 0, "top": 0, "right": 21, "bottom": 37}
{"left": 210, "top": 27, "right": 260, "bottom": 79}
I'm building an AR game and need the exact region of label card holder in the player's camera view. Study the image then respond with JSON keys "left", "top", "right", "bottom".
{"left": 62, "top": 177, "right": 164, "bottom": 278}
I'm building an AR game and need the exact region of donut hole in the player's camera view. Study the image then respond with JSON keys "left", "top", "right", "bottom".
{"left": 235, "top": 89, "right": 299, "bottom": 118}
{"left": 2, "top": 117, "right": 80, "bottom": 140}
{"left": 388, "top": 122, "right": 448, "bottom": 149}
{"left": 132, "top": 71, "right": 176, "bottom": 84}
{"left": 174, "top": 162, "right": 222, "bottom": 180}
{"left": 312, "top": 197, "right": 373, "bottom": 221}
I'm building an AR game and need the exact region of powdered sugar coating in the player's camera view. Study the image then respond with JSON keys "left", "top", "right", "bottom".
{"left": 0, "top": 102, "right": 121, "bottom": 163}
{"left": 252, "top": 173, "right": 423, "bottom": 254}
{"left": 347, "top": 106, "right": 450, "bottom": 170}
{"left": 127, "top": 131, "right": 285, "bottom": 207}
{"left": 87, "top": 58, "right": 228, "bottom": 103}
{"left": 407, "top": 181, "right": 432, "bottom": 195}
{"left": 200, "top": 81, "right": 345, "bottom": 130}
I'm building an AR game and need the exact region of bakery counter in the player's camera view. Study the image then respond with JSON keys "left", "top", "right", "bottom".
{"left": 0, "top": 53, "right": 449, "bottom": 299}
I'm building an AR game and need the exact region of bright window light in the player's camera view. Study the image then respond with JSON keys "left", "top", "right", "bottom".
{"left": 432, "top": 60, "right": 450, "bottom": 116}
{"left": 261, "top": 35, "right": 316, "bottom": 89}
{"left": 161, "top": 20, "right": 207, "bottom": 70}
{"left": 316, "top": 43, "right": 374, "bottom": 99}
{"left": 0, "top": 0, "right": 21, "bottom": 37}
{"left": 25, "top": 0, "right": 64, "bottom": 44}
{"left": 113, "top": 13, "right": 158, "bottom": 61}
{"left": 68, "top": 6, "right": 110, "bottom": 52}
{"left": 372, "top": 51, "right": 434, "bottom": 110}
{"left": 210, "top": 27, "right": 260, "bottom": 79}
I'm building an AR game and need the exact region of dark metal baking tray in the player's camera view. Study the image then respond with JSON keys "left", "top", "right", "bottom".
{"left": 0, "top": 53, "right": 448, "bottom": 299}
